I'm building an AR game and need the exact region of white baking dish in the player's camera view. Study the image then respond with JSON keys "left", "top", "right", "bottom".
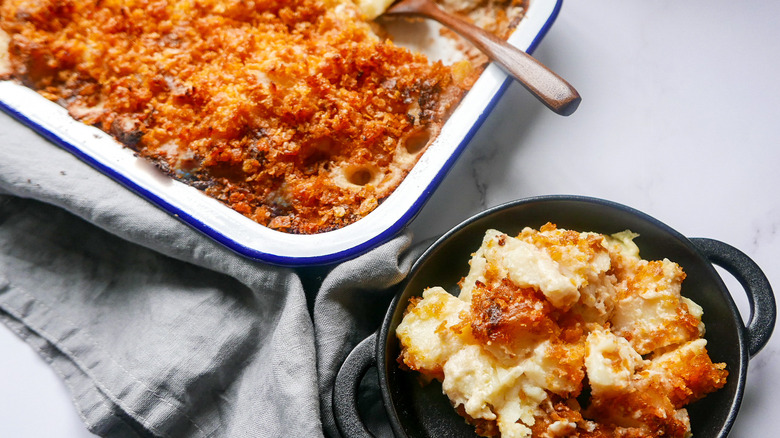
{"left": 0, "top": 0, "right": 562, "bottom": 266}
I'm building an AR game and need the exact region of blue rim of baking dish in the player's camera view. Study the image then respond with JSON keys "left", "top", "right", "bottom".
{"left": 0, "top": 0, "right": 564, "bottom": 267}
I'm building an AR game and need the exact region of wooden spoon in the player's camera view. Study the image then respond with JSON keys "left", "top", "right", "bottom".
{"left": 384, "top": 0, "right": 581, "bottom": 116}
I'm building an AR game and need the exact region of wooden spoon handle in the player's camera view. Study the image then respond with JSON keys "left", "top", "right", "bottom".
{"left": 388, "top": 0, "right": 581, "bottom": 116}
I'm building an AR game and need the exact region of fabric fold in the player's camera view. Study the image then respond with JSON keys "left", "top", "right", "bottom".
{"left": 0, "top": 194, "right": 322, "bottom": 437}
{"left": 314, "top": 234, "right": 419, "bottom": 437}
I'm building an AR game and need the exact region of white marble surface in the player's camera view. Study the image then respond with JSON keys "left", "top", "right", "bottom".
{"left": 1, "top": 0, "right": 779, "bottom": 436}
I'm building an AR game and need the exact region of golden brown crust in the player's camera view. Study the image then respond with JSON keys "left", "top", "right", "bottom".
{"left": 0, "top": 0, "right": 500, "bottom": 233}
{"left": 469, "top": 279, "right": 556, "bottom": 346}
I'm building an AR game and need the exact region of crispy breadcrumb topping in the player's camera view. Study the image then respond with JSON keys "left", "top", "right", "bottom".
{"left": 0, "top": 0, "right": 524, "bottom": 233}
{"left": 396, "top": 224, "right": 728, "bottom": 438}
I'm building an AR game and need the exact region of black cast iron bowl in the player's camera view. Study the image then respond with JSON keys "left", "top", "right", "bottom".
{"left": 333, "top": 195, "right": 776, "bottom": 438}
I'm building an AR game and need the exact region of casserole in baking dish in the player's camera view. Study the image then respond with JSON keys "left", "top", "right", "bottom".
{"left": 0, "top": 0, "right": 563, "bottom": 265}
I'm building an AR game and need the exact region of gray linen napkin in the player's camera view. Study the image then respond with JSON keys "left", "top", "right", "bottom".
{"left": 0, "top": 109, "right": 419, "bottom": 437}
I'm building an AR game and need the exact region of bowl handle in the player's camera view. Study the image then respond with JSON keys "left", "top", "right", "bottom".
{"left": 333, "top": 332, "right": 378, "bottom": 438}
{"left": 691, "top": 238, "right": 777, "bottom": 357}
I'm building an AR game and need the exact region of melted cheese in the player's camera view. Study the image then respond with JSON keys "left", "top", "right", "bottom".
{"left": 585, "top": 327, "right": 645, "bottom": 394}
{"left": 460, "top": 229, "right": 586, "bottom": 308}
{"left": 354, "top": 0, "right": 395, "bottom": 19}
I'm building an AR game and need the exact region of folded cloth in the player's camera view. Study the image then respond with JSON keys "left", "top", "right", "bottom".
{"left": 0, "top": 110, "right": 418, "bottom": 436}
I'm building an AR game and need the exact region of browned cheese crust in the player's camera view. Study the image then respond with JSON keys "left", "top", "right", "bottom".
{"left": 0, "top": 0, "right": 530, "bottom": 233}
